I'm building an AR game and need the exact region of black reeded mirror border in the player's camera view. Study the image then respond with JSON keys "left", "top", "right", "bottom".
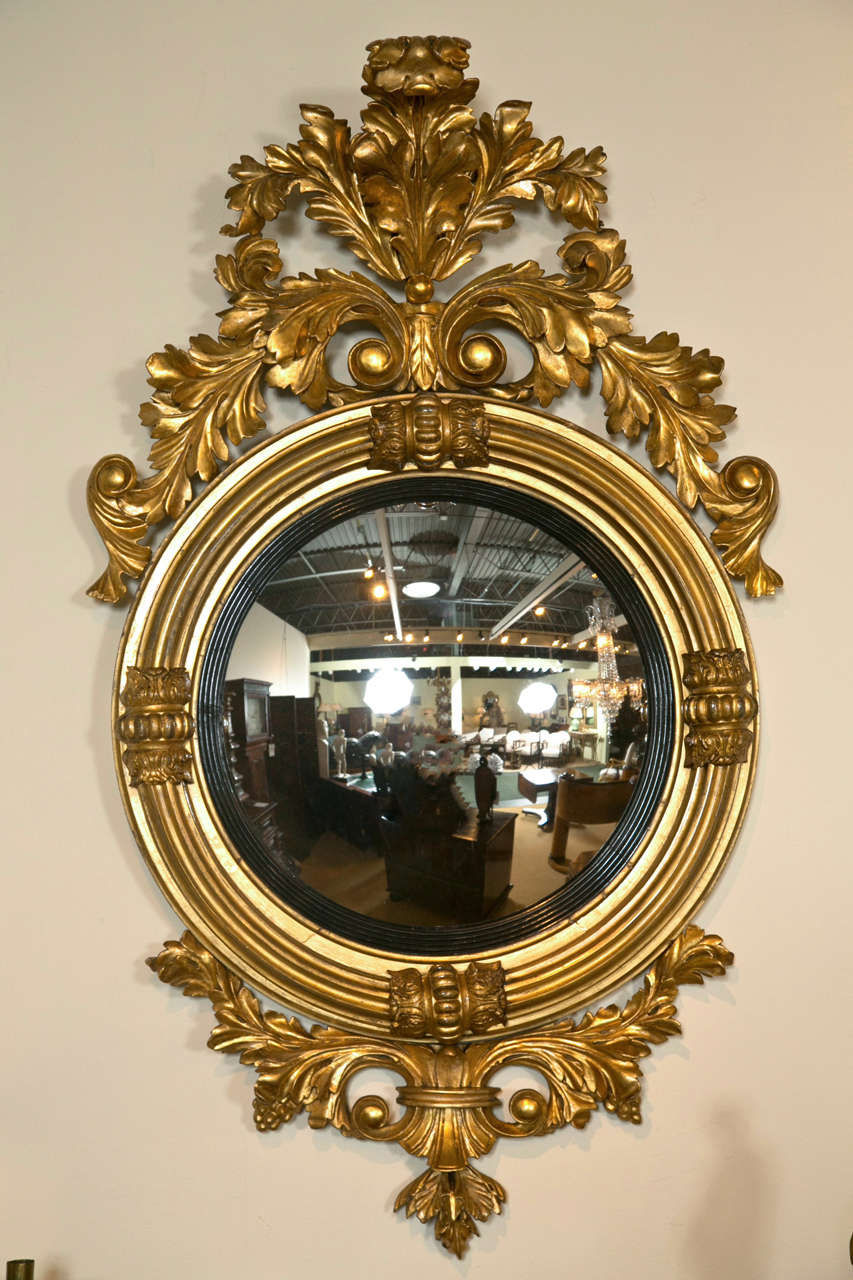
{"left": 197, "top": 475, "right": 676, "bottom": 956}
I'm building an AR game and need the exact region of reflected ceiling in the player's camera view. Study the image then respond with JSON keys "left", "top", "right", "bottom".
{"left": 259, "top": 502, "right": 607, "bottom": 641}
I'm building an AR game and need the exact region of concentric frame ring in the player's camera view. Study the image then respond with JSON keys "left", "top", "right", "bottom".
{"left": 114, "top": 395, "right": 757, "bottom": 1039}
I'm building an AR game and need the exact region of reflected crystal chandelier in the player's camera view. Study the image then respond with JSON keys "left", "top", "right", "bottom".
{"left": 572, "top": 600, "right": 644, "bottom": 727}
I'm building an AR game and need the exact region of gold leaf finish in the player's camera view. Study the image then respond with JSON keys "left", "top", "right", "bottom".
{"left": 115, "top": 397, "right": 757, "bottom": 1035}
{"left": 117, "top": 667, "right": 194, "bottom": 786}
{"left": 149, "top": 925, "right": 731, "bottom": 1257}
{"left": 598, "top": 334, "right": 782, "bottom": 596}
{"left": 86, "top": 37, "right": 780, "bottom": 601}
{"left": 389, "top": 960, "right": 506, "bottom": 1041}
{"left": 682, "top": 649, "right": 758, "bottom": 767}
{"left": 367, "top": 394, "right": 490, "bottom": 471}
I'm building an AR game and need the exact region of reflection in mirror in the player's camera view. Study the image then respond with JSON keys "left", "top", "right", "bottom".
{"left": 221, "top": 500, "right": 650, "bottom": 928}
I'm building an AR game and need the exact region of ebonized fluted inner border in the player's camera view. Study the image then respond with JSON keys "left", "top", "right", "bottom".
{"left": 198, "top": 475, "right": 675, "bottom": 956}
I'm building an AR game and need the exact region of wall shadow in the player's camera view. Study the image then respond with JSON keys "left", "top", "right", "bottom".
{"left": 683, "top": 1103, "right": 776, "bottom": 1279}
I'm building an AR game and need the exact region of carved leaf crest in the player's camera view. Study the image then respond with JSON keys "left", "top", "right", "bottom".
{"left": 87, "top": 40, "right": 781, "bottom": 603}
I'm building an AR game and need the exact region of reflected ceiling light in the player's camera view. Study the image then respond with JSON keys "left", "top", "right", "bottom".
{"left": 363, "top": 669, "right": 413, "bottom": 715}
{"left": 383, "top": 633, "right": 394, "bottom": 642}
{"left": 534, "top": 605, "right": 546, "bottom": 616}
{"left": 500, "top": 634, "right": 509, "bottom": 644}
{"left": 456, "top": 631, "right": 464, "bottom": 642}
{"left": 518, "top": 680, "right": 558, "bottom": 717}
{"left": 551, "top": 638, "right": 559, "bottom": 646}
{"left": 478, "top": 631, "right": 485, "bottom": 641}
{"left": 423, "top": 633, "right": 431, "bottom": 642}
{"left": 520, "top": 636, "right": 528, "bottom": 644}
{"left": 402, "top": 580, "right": 440, "bottom": 598}
{"left": 371, "top": 581, "right": 388, "bottom": 600}
{"left": 363, "top": 566, "right": 375, "bottom": 579}
{"left": 560, "top": 641, "right": 569, "bottom": 648}
{"left": 404, "top": 632, "right": 414, "bottom": 642}
{"left": 578, "top": 640, "right": 588, "bottom": 649}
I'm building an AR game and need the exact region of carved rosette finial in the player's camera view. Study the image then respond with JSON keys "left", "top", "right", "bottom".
{"left": 368, "top": 394, "right": 490, "bottom": 471}
{"left": 117, "top": 666, "right": 194, "bottom": 785}
{"left": 389, "top": 960, "right": 507, "bottom": 1042}
{"left": 682, "top": 648, "right": 757, "bottom": 767}
{"left": 362, "top": 35, "right": 472, "bottom": 97}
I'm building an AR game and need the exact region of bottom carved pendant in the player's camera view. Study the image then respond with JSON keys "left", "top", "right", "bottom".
{"left": 148, "top": 925, "right": 732, "bottom": 1258}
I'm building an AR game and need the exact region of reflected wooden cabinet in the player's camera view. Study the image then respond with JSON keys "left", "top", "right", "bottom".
{"left": 269, "top": 694, "right": 318, "bottom": 801}
{"left": 224, "top": 678, "right": 273, "bottom": 803}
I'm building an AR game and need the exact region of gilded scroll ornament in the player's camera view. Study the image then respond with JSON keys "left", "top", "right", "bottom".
{"left": 86, "top": 37, "right": 781, "bottom": 604}
{"left": 682, "top": 649, "right": 757, "bottom": 767}
{"left": 117, "top": 666, "right": 194, "bottom": 785}
{"left": 149, "top": 925, "right": 731, "bottom": 1258}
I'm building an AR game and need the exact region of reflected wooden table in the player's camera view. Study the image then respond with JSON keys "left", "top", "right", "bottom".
{"left": 517, "top": 767, "right": 562, "bottom": 828}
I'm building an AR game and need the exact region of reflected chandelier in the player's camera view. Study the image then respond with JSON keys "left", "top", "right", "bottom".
{"left": 572, "top": 600, "right": 643, "bottom": 726}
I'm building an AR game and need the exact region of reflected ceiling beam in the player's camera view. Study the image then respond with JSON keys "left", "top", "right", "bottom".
{"left": 448, "top": 510, "right": 493, "bottom": 596}
{"left": 569, "top": 615, "right": 628, "bottom": 647}
{"left": 263, "top": 565, "right": 404, "bottom": 586}
{"left": 374, "top": 508, "right": 403, "bottom": 641}
{"left": 488, "top": 555, "right": 583, "bottom": 638}
{"left": 298, "top": 550, "right": 338, "bottom": 603}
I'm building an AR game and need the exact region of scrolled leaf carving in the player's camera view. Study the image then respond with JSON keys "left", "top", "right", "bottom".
{"left": 86, "top": 235, "right": 281, "bottom": 604}
{"left": 263, "top": 269, "right": 409, "bottom": 408}
{"left": 87, "top": 37, "right": 780, "bottom": 603}
{"left": 149, "top": 925, "right": 731, "bottom": 1258}
{"left": 597, "top": 332, "right": 782, "bottom": 595}
{"left": 438, "top": 229, "right": 631, "bottom": 403}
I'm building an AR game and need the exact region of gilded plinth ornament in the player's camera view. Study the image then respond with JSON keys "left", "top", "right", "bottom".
{"left": 117, "top": 666, "right": 194, "bottom": 785}
{"left": 683, "top": 649, "right": 758, "bottom": 767}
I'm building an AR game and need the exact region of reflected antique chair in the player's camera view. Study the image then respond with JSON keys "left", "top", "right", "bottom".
{"left": 548, "top": 777, "right": 634, "bottom": 874}
{"left": 504, "top": 729, "right": 522, "bottom": 767}
{"left": 542, "top": 730, "right": 570, "bottom": 765}
{"left": 516, "top": 731, "right": 541, "bottom": 765}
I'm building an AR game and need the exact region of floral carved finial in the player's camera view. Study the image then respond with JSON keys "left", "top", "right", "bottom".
{"left": 363, "top": 36, "right": 472, "bottom": 97}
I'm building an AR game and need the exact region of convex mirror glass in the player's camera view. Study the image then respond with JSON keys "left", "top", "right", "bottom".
{"left": 200, "top": 480, "right": 674, "bottom": 947}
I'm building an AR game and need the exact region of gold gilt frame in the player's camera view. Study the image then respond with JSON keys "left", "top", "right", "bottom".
{"left": 88, "top": 37, "right": 779, "bottom": 1258}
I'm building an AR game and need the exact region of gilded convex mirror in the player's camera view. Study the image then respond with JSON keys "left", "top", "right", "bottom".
{"left": 88, "top": 36, "right": 780, "bottom": 1258}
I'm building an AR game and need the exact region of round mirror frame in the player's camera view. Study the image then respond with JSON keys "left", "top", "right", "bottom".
{"left": 114, "top": 394, "right": 757, "bottom": 1038}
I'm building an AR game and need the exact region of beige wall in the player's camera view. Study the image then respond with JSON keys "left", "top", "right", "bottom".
{"left": 2, "top": 1, "right": 851, "bottom": 1277}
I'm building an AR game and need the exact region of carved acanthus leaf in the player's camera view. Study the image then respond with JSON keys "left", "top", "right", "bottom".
{"left": 86, "top": 236, "right": 284, "bottom": 603}
{"left": 539, "top": 144, "right": 608, "bottom": 229}
{"left": 466, "top": 924, "right": 734, "bottom": 1132}
{"left": 149, "top": 925, "right": 732, "bottom": 1258}
{"left": 439, "top": 230, "right": 631, "bottom": 404}
{"left": 265, "top": 106, "right": 403, "bottom": 282}
{"left": 597, "top": 333, "right": 782, "bottom": 595}
{"left": 263, "top": 268, "right": 408, "bottom": 409}
{"left": 221, "top": 155, "right": 295, "bottom": 238}
{"left": 355, "top": 88, "right": 478, "bottom": 281}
